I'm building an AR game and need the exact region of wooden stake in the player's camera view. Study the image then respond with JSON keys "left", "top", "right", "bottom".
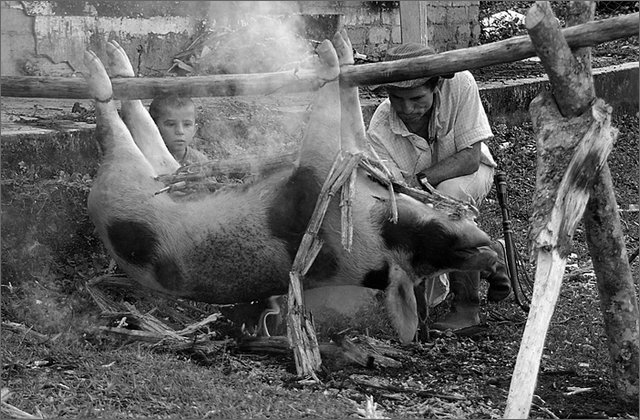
{"left": 1, "top": 13, "right": 637, "bottom": 99}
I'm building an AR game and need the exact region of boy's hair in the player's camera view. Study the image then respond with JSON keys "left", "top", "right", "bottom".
{"left": 148, "top": 95, "right": 195, "bottom": 123}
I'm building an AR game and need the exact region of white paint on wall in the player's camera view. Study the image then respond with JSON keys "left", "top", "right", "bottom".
{"left": 33, "top": 15, "right": 196, "bottom": 72}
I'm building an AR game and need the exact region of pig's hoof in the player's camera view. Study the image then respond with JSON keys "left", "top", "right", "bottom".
{"left": 333, "top": 29, "right": 354, "bottom": 66}
{"left": 83, "top": 50, "right": 113, "bottom": 103}
{"left": 106, "top": 40, "right": 135, "bottom": 78}
{"left": 316, "top": 39, "right": 340, "bottom": 82}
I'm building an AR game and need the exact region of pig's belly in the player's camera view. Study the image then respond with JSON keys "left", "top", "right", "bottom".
{"left": 179, "top": 217, "right": 293, "bottom": 304}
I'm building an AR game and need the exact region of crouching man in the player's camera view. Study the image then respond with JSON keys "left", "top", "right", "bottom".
{"left": 367, "top": 43, "right": 512, "bottom": 333}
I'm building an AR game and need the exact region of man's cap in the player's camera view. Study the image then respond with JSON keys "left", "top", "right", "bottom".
{"left": 370, "top": 43, "right": 454, "bottom": 91}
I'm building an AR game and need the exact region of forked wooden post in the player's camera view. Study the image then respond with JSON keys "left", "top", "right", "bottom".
{"left": 504, "top": 2, "right": 637, "bottom": 417}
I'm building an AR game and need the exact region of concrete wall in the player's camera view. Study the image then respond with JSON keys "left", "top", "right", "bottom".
{"left": 1, "top": 1, "right": 202, "bottom": 76}
{"left": 1, "top": 1, "right": 480, "bottom": 77}
{"left": 478, "top": 62, "right": 640, "bottom": 126}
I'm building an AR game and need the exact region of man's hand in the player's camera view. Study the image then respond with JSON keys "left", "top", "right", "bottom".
{"left": 416, "top": 172, "right": 431, "bottom": 190}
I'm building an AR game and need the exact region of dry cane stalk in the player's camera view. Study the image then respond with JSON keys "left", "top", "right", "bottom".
{"left": 286, "top": 151, "right": 363, "bottom": 379}
{"left": 87, "top": 275, "right": 225, "bottom": 355}
{"left": 359, "top": 157, "right": 478, "bottom": 219}
{"left": 365, "top": 142, "right": 398, "bottom": 223}
{"left": 340, "top": 168, "right": 357, "bottom": 251}
{"left": 287, "top": 271, "right": 321, "bottom": 381}
{"left": 1, "top": 321, "right": 50, "bottom": 342}
{"left": 0, "top": 397, "right": 42, "bottom": 420}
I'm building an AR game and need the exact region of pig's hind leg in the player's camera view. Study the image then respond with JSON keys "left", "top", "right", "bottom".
{"left": 332, "top": 30, "right": 368, "bottom": 154}
{"left": 84, "top": 50, "right": 153, "bottom": 173}
{"left": 296, "top": 40, "right": 341, "bottom": 181}
{"left": 105, "top": 41, "right": 180, "bottom": 175}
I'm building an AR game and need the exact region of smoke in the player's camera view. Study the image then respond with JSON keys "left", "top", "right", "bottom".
{"left": 195, "top": 1, "right": 316, "bottom": 75}
{"left": 190, "top": 1, "right": 334, "bottom": 164}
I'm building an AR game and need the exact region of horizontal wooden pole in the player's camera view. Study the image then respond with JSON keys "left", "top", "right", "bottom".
{"left": 1, "top": 12, "right": 637, "bottom": 99}
{"left": 344, "top": 12, "right": 638, "bottom": 87}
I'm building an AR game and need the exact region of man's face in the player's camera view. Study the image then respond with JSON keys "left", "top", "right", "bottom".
{"left": 387, "top": 84, "right": 435, "bottom": 127}
{"left": 156, "top": 105, "right": 197, "bottom": 155}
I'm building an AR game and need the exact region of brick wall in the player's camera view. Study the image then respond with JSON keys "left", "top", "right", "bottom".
{"left": 299, "top": 1, "right": 480, "bottom": 60}
{"left": 425, "top": 1, "right": 481, "bottom": 51}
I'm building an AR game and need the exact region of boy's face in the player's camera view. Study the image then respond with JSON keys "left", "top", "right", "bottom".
{"left": 156, "top": 105, "right": 197, "bottom": 156}
{"left": 387, "top": 84, "right": 435, "bottom": 127}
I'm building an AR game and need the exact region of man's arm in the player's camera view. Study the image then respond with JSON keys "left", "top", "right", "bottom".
{"left": 366, "top": 130, "right": 406, "bottom": 182}
{"left": 419, "top": 141, "right": 481, "bottom": 187}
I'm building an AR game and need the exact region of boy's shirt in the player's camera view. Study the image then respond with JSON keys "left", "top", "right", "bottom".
{"left": 178, "top": 146, "right": 210, "bottom": 166}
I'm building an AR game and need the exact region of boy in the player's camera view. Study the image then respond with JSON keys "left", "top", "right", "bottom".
{"left": 149, "top": 95, "right": 210, "bottom": 165}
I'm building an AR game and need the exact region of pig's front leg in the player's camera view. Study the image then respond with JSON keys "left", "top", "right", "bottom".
{"left": 105, "top": 40, "right": 180, "bottom": 176}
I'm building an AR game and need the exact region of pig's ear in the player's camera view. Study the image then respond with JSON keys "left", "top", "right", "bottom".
{"left": 385, "top": 264, "right": 418, "bottom": 345}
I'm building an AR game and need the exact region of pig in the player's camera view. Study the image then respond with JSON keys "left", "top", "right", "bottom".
{"left": 84, "top": 33, "right": 498, "bottom": 344}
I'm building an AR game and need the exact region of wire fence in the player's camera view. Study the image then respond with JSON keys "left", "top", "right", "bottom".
{"left": 478, "top": 1, "right": 639, "bottom": 44}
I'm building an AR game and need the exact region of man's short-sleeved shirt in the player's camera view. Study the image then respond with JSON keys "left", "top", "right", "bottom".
{"left": 367, "top": 70, "right": 496, "bottom": 186}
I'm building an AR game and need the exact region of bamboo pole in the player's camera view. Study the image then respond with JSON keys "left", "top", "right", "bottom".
{"left": 1, "top": 13, "right": 637, "bottom": 99}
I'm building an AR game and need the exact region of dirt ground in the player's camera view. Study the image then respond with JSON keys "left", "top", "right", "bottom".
{"left": 2, "top": 18, "right": 639, "bottom": 420}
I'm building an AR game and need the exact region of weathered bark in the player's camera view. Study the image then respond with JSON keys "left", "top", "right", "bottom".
{"left": 528, "top": 94, "right": 616, "bottom": 254}
{"left": 504, "top": 1, "right": 627, "bottom": 417}
{"left": 571, "top": 0, "right": 639, "bottom": 403}
{"left": 584, "top": 166, "right": 640, "bottom": 399}
{"left": 525, "top": 1, "right": 594, "bottom": 116}
{"left": 1, "top": 13, "right": 637, "bottom": 99}
{"left": 505, "top": 91, "right": 617, "bottom": 419}
{"left": 566, "top": 0, "right": 596, "bottom": 99}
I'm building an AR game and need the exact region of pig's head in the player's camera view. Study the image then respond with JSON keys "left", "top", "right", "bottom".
{"left": 370, "top": 195, "right": 497, "bottom": 344}
{"left": 376, "top": 195, "right": 498, "bottom": 278}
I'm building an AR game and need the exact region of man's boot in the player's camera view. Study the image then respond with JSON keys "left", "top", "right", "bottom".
{"left": 431, "top": 271, "right": 481, "bottom": 332}
{"left": 485, "top": 239, "right": 512, "bottom": 302}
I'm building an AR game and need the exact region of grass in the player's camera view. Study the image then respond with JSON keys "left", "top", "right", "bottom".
{"left": 2, "top": 331, "right": 356, "bottom": 418}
